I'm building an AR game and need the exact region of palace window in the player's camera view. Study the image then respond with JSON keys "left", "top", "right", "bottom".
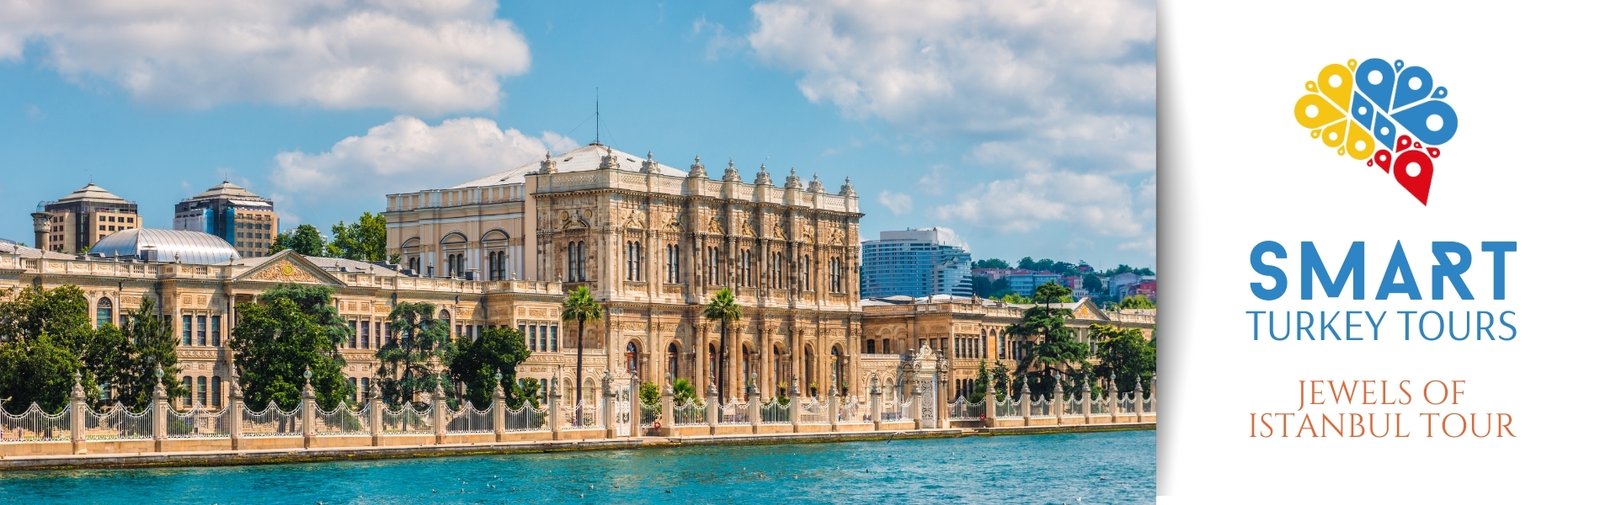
{"left": 212, "top": 376, "right": 221, "bottom": 406}
{"left": 96, "top": 298, "right": 113, "bottom": 328}
{"left": 196, "top": 314, "right": 207, "bottom": 346}
{"left": 707, "top": 247, "right": 721, "bottom": 285}
{"left": 800, "top": 255, "right": 811, "bottom": 291}
{"left": 626, "top": 241, "right": 642, "bottom": 282}
{"left": 666, "top": 244, "right": 681, "bottom": 284}
{"left": 196, "top": 376, "right": 208, "bottom": 407}
{"left": 182, "top": 315, "right": 193, "bottom": 346}
{"left": 182, "top": 376, "right": 194, "bottom": 407}
{"left": 739, "top": 249, "right": 752, "bottom": 287}
{"left": 212, "top": 316, "right": 222, "bottom": 347}
{"left": 488, "top": 250, "right": 507, "bottom": 281}
{"left": 626, "top": 341, "right": 640, "bottom": 374}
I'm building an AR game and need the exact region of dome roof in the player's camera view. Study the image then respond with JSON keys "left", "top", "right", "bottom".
{"left": 89, "top": 228, "right": 241, "bottom": 265}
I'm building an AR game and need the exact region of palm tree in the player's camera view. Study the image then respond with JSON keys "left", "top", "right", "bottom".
{"left": 703, "top": 288, "right": 742, "bottom": 404}
{"left": 560, "top": 285, "right": 603, "bottom": 414}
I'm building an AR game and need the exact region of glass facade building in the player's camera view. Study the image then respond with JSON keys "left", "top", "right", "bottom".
{"left": 860, "top": 227, "right": 972, "bottom": 298}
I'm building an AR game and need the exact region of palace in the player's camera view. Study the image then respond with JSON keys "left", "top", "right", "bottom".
{"left": 1, "top": 143, "right": 1154, "bottom": 410}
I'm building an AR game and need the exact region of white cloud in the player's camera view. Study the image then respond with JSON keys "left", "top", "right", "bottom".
{"left": 692, "top": 16, "right": 742, "bottom": 62}
{"left": 877, "top": 190, "right": 913, "bottom": 215}
{"left": 0, "top": 1, "right": 530, "bottom": 114}
{"left": 750, "top": 0, "right": 1156, "bottom": 261}
{"left": 271, "top": 115, "right": 576, "bottom": 199}
{"left": 934, "top": 169, "right": 1143, "bottom": 237}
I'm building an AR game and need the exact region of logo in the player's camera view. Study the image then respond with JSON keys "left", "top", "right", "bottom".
{"left": 1294, "top": 59, "right": 1458, "bottom": 205}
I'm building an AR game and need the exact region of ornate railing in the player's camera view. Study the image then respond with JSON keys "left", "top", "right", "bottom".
{"left": 1, "top": 403, "right": 69, "bottom": 441}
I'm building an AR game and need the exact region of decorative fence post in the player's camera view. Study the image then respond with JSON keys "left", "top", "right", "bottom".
{"left": 494, "top": 372, "right": 508, "bottom": 442}
{"left": 746, "top": 377, "right": 761, "bottom": 431}
{"left": 1107, "top": 372, "right": 1121, "bottom": 423}
{"left": 631, "top": 373, "right": 643, "bottom": 439}
{"left": 229, "top": 374, "right": 245, "bottom": 450}
{"left": 869, "top": 380, "right": 883, "bottom": 431}
{"left": 431, "top": 381, "right": 447, "bottom": 445}
{"left": 1053, "top": 379, "right": 1066, "bottom": 425}
{"left": 368, "top": 381, "right": 384, "bottom": 447}
{"left": 788, "top": 377, "right": 802, "bottom": 432}
{"left": 1150, "top": 375, "right": 1158, "bottom": 415}
{"left": 659, "top": 386, "right": 675, "bottom": 434}
{"left": 601, "top": 371, "right": 616, "bottom": 439}
{"left": 70, "top": 372, "right": 86, "bottom": 455}
{"left": 301, "top": 368, "right": 317, "bottom": 449}
{"left": 707, "top": 383, "right": 720, "bottom": 435}
{"left": 1134, "top": 378, "right": 1145, "bottom": 422}
{"left": 983, "top": 388, "right": 997, "bottom": 428}
{"left": 1021, "top": 389, "right": 1034, "bottom": 425}
{"left": 153, "top": 366, "right": 169, "bottom": 452}
{"left": 827, "top": 383, "right": 839, "bottom": 432}
{"left": 1080, "top": 377, "right": 1092, "bottom": 424}
{"left": 550, "top": 388, "right": 565, "bottom": 439}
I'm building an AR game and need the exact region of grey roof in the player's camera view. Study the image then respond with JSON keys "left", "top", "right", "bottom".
{"left": 231, "top": 252, "right": 399, "bottom": 277}
{"left": 0, "top": 240, "right": 76, "bottom": 260}
{"left": 53, "top": 183, "right": 132, "bottom": 204}
{"left": 89, "top": 228, "right": 241, "bottom": 265}
{"left": 452, "top": 144, "right": 687, "bottom": 188}
{"left": 184, "top": 181, "right": 270, "bottom": 203}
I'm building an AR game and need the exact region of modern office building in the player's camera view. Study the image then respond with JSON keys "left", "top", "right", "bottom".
{"left": 859, "top": 227, "right": 973, "bottom": 299}
{"left": 30, "top": 183, "right": 142, "bottom": 253}
{"left": 173, "top": 181, "right": 278, "bottom": 258}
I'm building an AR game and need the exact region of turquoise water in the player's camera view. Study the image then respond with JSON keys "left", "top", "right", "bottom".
{"left": 0, "top": 431, "right": 1153, "bottom": 504}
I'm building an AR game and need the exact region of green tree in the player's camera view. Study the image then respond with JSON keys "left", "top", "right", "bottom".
{"left": 639, "top": 381, "right": 662, "bottom": 421}
{"left": 1006, "top": 297, "right": 1091, "bottom": 397}
{"left": 1093, "top": 324, "right": 1156, "bottom": 393}
{"left": 0, "top": 341, "right": 80, "bottom": 413}
{"left": 1017, "top": 257, "right": 1037, "bottom": 270}
{"left": 326, "top": 212, "right": 388, "bottom": 263}
{"left": 0, "top": 286, "right": 109, "bottom": 409}
{"left": 230, "top": 285, "right": 351, "bottom": 409}
{"left": 109, "top": 298, "right": 184, "bottom": 408}
{"left": 703, "top": 288, "right": 742, "bottom": 404}
{"left": 1031, "top": 282, "right": 1074, "bottom": 305}
{"left": 446, "top": 326, "right": 531, "bottom": 408}
{"left": 1119, "top": 294, "right": 1156, "bottom": 309}
{"left": 376, "top": 302, "right": 451, "bottom": 406}
{"left": 973, "top": 361, "right": 992, "bottom": 399}
{"left": 1000, "top": 293, "right": 1031, "bottom": 305}
{"left": 991, "top": 361, "right": 1011, "bottom": 398}
{"left": 973, "top": 258, "right": 1011, "bottom": 269}
{"left": 270, "top": 224, "right": 326, "bottom": 257}
{"left": 1083, "top": 275, "right": 1104, "bottom": 293}
{"left": 671, "top": 376, "right": 698, "bottom": 403}
{"left": 560, "top": 286, "right": 603, "bottom": 410}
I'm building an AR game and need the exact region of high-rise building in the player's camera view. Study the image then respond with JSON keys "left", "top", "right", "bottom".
{"left": 31, "top": 183, "right": 142, "bottom": 253}
{"left": 173, "top": 181, "right": 278, "bottom": 258}
{"left": 859, "top": 227, "right": 972, "bottom": 299}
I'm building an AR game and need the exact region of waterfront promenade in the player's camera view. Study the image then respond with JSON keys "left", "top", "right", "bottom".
{"left": 1, "top": 370, "right": 1155, "bottom": 470}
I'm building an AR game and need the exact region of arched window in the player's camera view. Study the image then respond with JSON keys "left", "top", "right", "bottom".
{"left": 577, "top": 241, "right": 586, "bottom": 281}
{"left": 566, "top": 241, "right": 577, "bottom": 282}
{"left": 667, "top": 343, "right": 680, "bottom": 379}
{"left": 625, "top": 341, "right": 640, "bottom": 374}
{"left": 212, "top": 376, "right": 221, "bottom": 407}
{"left": 483, "top": 230, "right": 509, "bottom": 281}
{"left": 96, "top": 297, "right": 113, "bottom": 328}
{"left": 182, "top": 376, "right": 194, "bottom": 408}
{"left": 830, "top": 345, "right": 845, "bottom": 394}
{"left": 881, "top": 338, "right": 891, "bottom": 354}
{"left": 440, "top": 310, "right": 453, "bottom": 341}
{"left": 865, "top": 339, "right": 876, "bottom": 354}
{"left": 196, "top": 376, "right": 208, "bottom": 407}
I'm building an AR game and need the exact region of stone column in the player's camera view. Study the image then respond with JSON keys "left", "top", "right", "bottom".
{"left": 1080, "top": 377, "right": 1093, "bottom": 424}
{"left": 1108, "top": 373, "right": 1121, "bottom": 423}
{"left": 1150, "top": 375, "right": 1158, "bottom": 415}
{"left": 302, "top": 369, "right": 317, "bottom": 449}
{"left": 936, "top": 380, "right": 950, "bottom": 430}
{"left": 550, "top": 388, "right": 565, "bottom": 438}
{"left": 229, "top": 375, "right": 245, "bottom": 450}
{"left": 869, "top": 380, "right": 883, "bottom": 431}
{"left": 1134, "top": 378, "right": 1145, "bottom": 422}
{"left": 660, "top": 387, "right": 676, "bottom": 434}
{"left": 70, "top": 372, "right": 86, "bottom": 455}
{"left": 707, "top": 383, "right": 721, "bottom": 435}
{"left": 983, "top": 387, "right": 997, "bottom": 428}
{"left": 368, "top": 381, "right": 384, "bottom": 447}
{"left": 153, "top": 367, "right": 169, "bottom": 452}
{"left": 431, "top": 381, "right": 447, "bottom": 444}
{"left": 493, "top": 372, "right": 508, "bottom": 442}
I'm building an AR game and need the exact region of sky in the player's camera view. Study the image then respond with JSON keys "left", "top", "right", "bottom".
{"left": 0, "top": 0, "right": 1155, "bottom": 268}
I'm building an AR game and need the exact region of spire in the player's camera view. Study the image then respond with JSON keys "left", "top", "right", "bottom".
{"left": 754, "top": 163, "right": 773, "bottom": 186}
{"left": 785, "top": 167, "right": 802, "bottom": 189}
{"left": 723, "top": 158, "right": 741, "bottom": 183}
{"left": 540, "top": 151, "right": 558, "bottom": 174}
{"left": 688, "top": 155, "right": 707, "bottom": 178}
{"left": 840, "top": 176, "right": 856, "bottom": 196}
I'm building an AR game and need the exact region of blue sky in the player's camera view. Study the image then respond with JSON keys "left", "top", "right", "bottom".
{"left": 0, "top": 0, "right": 1155, "bottom": 268}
